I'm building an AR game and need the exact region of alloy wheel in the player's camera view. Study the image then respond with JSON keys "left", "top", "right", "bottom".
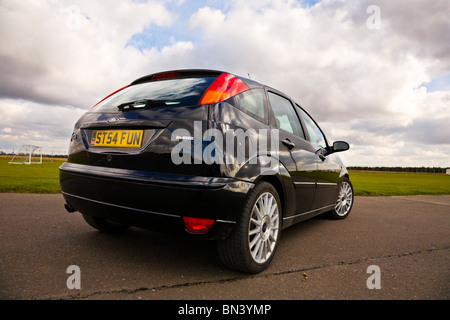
{"left": 335, "top": 181, "right": 353, "bottom": 217}
{"left": 248, "top": 192, "right": 280, "bottom": 264}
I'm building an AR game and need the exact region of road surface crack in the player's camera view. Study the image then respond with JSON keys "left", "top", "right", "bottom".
{"left": 48, "top": 245, "right": 449, "bottom": 300}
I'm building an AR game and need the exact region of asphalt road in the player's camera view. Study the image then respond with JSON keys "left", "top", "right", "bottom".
{"left": 0, "top": 193, "right": 449, "bottom": 300}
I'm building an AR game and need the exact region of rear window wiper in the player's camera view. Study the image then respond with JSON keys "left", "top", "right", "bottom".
{"left": 117, "top": 99, "right": 180, "bottom": 111}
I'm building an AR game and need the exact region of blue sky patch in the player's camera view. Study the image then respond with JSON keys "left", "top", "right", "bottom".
{"left": 300, "top": 0, "right": 321, "bottom": 7}
{"left": 125, "top": 0, "right": 224, "bottom": 51}
{"left": 422, "top": 73, "right": 450, "bottom": 92}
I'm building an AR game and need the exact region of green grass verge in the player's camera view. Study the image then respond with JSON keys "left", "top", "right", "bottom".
{"left": 0, "top": 158, "right": 64, "bottom": 194}
{"left": 0, "top": 158, "right": 449, "bottom": 195}
{"left": 350, "top": 171, "right": 450, "bottom": 196}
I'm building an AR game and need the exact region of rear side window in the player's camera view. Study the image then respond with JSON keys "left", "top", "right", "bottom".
{"left": 234, "top": 89, "right": 266, "bottom": 120}
{"left": 92, "top": 77, "right": 216, "bottom": 112}
{"left": 296, "top": 105, "right": 327, "bottom": 148}
{"left": 268, "top": 92, "right": 305, "bottom": 139}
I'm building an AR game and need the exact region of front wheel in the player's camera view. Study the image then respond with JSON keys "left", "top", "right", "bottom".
{"left": 218, "top": 182, "right": 281, "bottom": 274}
{"left": 328, "top": 177, "right": 354, "bottom": 220}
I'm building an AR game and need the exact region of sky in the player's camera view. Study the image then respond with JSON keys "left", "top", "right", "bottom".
{"left": 0, "top": 0, "right": 449, "bottom": 167}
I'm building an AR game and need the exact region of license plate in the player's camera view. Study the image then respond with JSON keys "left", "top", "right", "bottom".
{"left": 91, "top": 130, "right": 143, "bottom": 148}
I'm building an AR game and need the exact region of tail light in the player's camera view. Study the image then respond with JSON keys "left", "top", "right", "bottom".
{"left": 199, "top": 73, "right": 249, "bottom": 105}
{"left": 183, "top": 216, "right": 215, "bottom": 233}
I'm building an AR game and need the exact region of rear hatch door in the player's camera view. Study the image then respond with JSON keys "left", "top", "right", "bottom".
{"left": 70, "top": 71, "right": 221, "bottom": 175}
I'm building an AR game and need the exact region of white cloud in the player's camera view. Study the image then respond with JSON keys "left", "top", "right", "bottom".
{"left": 0, "top": 99, "right": 85, "bottom": 154}
{"left": 187, "top": 0, "right": 447, "bottom": 122}
{"left": 0, "top": 0, "right": 176, "bottom": 108}
{"left": 0, "top": 0, "right": 195, "bottom": 153}
{"left": 186, "top": 0, "right": 450, "bottom": 167}
{"left": 0, "top": 0, "right": 449, "bottom": 167}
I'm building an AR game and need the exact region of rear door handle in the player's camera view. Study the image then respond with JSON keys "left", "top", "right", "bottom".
{"left": 282, "top": 138, "right": 295, "bottom": 149}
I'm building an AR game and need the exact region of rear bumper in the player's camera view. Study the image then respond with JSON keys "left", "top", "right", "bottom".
{"left": 59, "top": 162, "right": 253, "bottom": 239}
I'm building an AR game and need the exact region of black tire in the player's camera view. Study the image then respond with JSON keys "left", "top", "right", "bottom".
{"left": 218, "top": 181, "right": 281, "bottom": 274}
{"left": 328, "top": 177, "right": 354, "bottom": 220}
{"left": 82, "top": 214, "right": 130, "bottom": 233}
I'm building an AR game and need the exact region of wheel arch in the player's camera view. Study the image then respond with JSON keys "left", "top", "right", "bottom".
{"left": 251, "top": 162, "right": 295, "bottom": 222}
{"left": 256, "top": 174, "right": 285, "bottom": 216}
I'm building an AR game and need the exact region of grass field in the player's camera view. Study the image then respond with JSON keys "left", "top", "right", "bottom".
{"left": 0, "top": 158, "right": 64, "bottom": 194}
{"left": 350, "top": 171, "right": 450, "bottom": 196}
{"left": 0, "top": 157, "right": 449, "bottom": 195}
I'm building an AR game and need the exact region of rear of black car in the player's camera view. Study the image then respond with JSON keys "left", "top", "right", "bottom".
{"left": 60, "top": 70, "right": 260, "bottom": 239}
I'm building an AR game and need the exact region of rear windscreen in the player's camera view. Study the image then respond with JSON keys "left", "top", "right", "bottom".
{"left": 92, "top": 77, "right": 216, "bottom": 112}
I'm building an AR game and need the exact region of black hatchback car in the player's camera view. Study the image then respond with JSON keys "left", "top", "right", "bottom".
{"left": 60, "top": 69, "right": 353, "bottom": 273}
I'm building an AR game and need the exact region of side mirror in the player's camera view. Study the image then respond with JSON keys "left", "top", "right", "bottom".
{"left": 332, "top": 141, "right": 350, "bottom": 153}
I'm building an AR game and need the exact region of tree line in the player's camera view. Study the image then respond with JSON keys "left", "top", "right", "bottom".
{"left": 348, "top": 166, "right": 448, "bottom": 174}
